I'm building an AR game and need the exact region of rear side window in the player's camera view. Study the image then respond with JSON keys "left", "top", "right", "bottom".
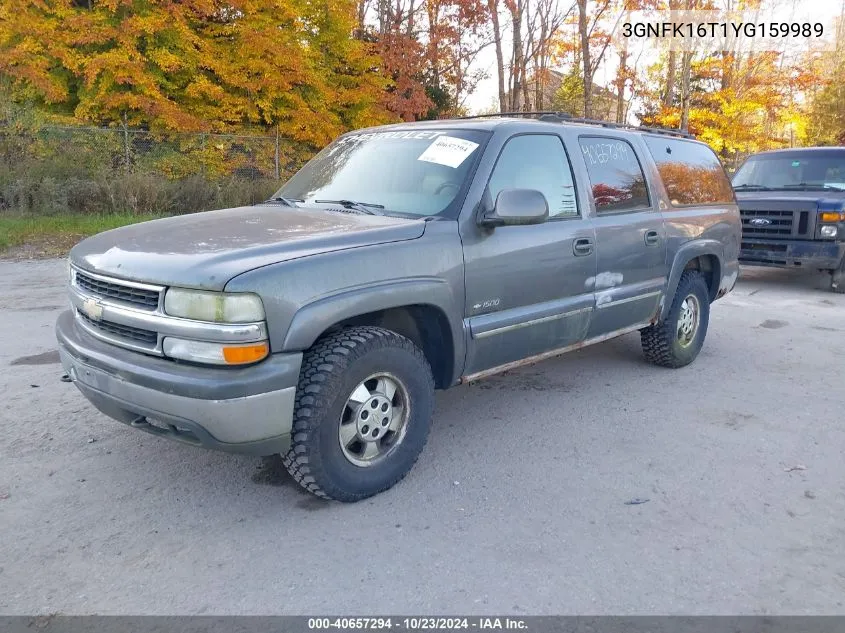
{"left": 578, "top": 137, "right": 650, "bottom": 213}
{"left": 644, "top": 136, "right": 735, "bottom": 206}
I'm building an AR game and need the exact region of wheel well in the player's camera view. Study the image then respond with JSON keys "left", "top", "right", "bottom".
{"left": 683, "top": 255, "right": 721, "bottom": 301}
{"left": 322, "top": 305, "right": 455, "bottom": 389}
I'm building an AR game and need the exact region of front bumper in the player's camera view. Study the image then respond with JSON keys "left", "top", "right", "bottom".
{"left": 56, "top": 310, "right": 302, "bottom": 455}
{"left": 739, "top": 238, "right": 845, "bottom": 269}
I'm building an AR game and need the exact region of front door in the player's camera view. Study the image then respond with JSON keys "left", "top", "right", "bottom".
{"left": 461, "top": 133, "right": 597, "bottom": 376}
{"left": 574, "top": 135, "right": 668, "bottom": 338}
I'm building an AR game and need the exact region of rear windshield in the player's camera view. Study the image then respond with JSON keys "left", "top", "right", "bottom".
{"left": 732, "top": 151, "right": 845, "bottom": 191}
{"left": 643, "top": 136, "right": 735, "bottom": 206}
{"left": 275, "top": 129, "right": 489, "bottom": 217}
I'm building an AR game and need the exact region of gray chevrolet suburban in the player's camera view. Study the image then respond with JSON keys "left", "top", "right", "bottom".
{"left": 56, "top": 114, "right": 741, "bottom": 501}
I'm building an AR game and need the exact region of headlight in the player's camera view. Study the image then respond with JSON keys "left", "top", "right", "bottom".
{"left": 163, "top": 338, "right": 269, "bottom": 365}
{"left": 164, "top": 288, "right": 265, "bottom": 323}
{"left": 820, "top": 225, "right": 838, "bottom": 238}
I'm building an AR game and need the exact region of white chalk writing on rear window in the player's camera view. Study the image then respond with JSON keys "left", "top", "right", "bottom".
{"left": 581, "top": 141, "right": 631, "bottom": 166}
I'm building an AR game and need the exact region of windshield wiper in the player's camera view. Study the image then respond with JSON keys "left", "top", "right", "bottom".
{"left": 315, "top": 199, "right": 386, "bottom": 215}
{"left": 733, "top": 184, "right": 773, "bottom": 191}
{"left": 776, "top": 183, "right": 845, "bottom": 192}
{"left": 265, "top": 197, "right": 304, "bottom": 207}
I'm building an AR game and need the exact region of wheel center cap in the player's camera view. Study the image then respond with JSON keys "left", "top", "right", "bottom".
{"left": 356, "top": 395, "right": 392, "bottom": 439}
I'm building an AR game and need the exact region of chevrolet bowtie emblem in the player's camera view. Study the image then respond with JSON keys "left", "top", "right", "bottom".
{"left": 81, "top": 297, "right": 104, "bottom": 321}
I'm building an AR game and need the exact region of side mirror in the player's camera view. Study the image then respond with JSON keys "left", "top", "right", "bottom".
{"left": 479, "top": 189, "right": 549, "bottom": 227}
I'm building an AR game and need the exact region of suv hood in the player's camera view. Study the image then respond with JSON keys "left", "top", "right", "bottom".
{"left": 70, "top": 205, "right": 427, "bottom": 290}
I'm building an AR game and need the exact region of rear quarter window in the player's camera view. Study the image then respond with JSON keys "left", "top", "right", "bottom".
{"left": 643, "top": 136, "right": 735, "bottom": 206}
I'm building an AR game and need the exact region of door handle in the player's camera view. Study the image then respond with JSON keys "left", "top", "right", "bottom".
{"left": 573, "top": 237, "right": 594, "bottom": 257}
{"left": 644, "top": 230, "right": 660, "bottom": 246}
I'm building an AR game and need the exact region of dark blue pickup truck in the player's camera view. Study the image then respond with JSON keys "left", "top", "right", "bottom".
{"left": 733, "top": 147, "right": 845, "bottom": 292}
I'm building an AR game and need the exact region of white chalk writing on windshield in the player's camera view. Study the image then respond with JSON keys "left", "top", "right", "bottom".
{"left": 341, "top": 130, "right": 445, "bottom": 144}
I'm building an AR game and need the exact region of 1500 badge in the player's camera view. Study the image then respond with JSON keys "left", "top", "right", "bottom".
{"left": 473, "top": 298, "right": 501, "bottom": 311}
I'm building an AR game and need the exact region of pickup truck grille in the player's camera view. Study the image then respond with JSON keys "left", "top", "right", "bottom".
{"left": 75, "top": 271, "right": 160, "bottom": 310}
{"left": 78, "top": 311, "right": 158, "bottom": 345}
{"left": 740, "top": 209, "right": 811, "bottom": 238}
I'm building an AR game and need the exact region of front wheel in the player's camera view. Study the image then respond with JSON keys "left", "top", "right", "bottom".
{"left": 640, "top": 270, "right": 711, "bottom": 368}
{"left": 831, "top": 255, "right": 845, "bottom": 294}
{"left": 282, "top": 326, "right": 435, "bottom": 502}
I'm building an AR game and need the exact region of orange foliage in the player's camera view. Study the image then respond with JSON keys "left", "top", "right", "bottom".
{"left": 0, "top": 0, "right": 391, "bottom": 144}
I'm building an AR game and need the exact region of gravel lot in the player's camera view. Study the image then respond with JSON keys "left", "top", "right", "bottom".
{"left": 1, "top": 259, "right": 844, "bottom": 615}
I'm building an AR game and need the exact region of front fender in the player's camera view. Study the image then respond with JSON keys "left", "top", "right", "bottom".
{"left": 282, "top": 277, "right": 463, "bottom": 353}
{"left": 223, "top": 222, "right": 468, "bottom": 383}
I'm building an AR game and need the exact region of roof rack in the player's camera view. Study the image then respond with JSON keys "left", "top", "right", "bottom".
{"left": 454, "top": 111, "right": 694, "bottom": 139}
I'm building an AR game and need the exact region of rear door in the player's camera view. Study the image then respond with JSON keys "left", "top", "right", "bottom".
{"left": 460, "top": 133, "right": 596, "bottom": 376}
{"left": 574, "top": 135, "right": 668, "bottom": 338}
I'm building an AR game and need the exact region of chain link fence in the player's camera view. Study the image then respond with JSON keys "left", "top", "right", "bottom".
{"left": 0, "top": 124, "right": 311, "bottom": 216}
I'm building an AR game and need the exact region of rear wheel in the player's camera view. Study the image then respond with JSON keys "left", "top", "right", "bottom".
{"left": 641, "top": 270, "right": 711, "bottom": 368}
{"left": 282, "top": 326, "right": 435, "bottom": 502}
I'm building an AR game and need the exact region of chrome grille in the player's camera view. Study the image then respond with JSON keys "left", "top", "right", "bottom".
{"left": 78, "top": 311, "right": 158, "bottom": 345}
{"left": 69, "top": 266, "right": 267, "bottom": 357}
{"left": 75, "top": 271, "right": 160, "bottom": 310}
{"left": 740, "top": 210, "right": 794, "bottom": 236}
{"left": 739, "top": 209, "right": 814, "bottom": 239}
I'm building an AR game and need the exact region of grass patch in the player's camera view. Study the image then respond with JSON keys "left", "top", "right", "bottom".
{"left": 0, "top": 213, "right": 165, "bottom": 258}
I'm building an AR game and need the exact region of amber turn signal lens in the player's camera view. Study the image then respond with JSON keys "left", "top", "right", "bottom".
{"left": 222, "top": 342, "right": 269, "bottom": 365}
{"left": 819, "top": 212, "right": 845, "bottom": 222}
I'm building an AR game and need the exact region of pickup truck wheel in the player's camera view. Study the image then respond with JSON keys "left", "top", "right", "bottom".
{"left": 640, "top": 270, "right": 710, "bottom": 368}
{"left": 831, "top": 256, "right": 845, "bottom": 294}
{"left": 282, "top": 326, "right": 435, "bottom": 502}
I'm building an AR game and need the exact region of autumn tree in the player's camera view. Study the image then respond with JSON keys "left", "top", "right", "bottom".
{"left": 804, "top": 60, "right": 845, "bottom": 145}
{"left": 576, "top": 0, "right": 614, "bottom": 118}
{"left": 356, "top": 0, "right": 489, "bottom": 120}
{"left": 0, "top": 0, "right": 229, "bottom": 131}
{"left": 552, "top": 0, "right": 618, "bottom": 118}
{"left": 612, "top": 0, "right": 657, "bottom": 123}
{"left": 525, "top": 0, "right": 570, "bottom": 110}
{"left": 485, "top": 0, "right": 571, "bottom": 113}
{"left": 639, "top": 41, "right": 812, "bottom": 166}
{"left": 423, "top": 0, "right": 490, "bottom": 115}
{"left": 202, "top": 0, "right": 388, "bottom": 144}
{"left": 488, "top": 0, "right": 507, "bottom": 110}
{"left": 803, "top": 7, "right": 845, "bottom": 145}
{"left": 0, "top": 0, "right": 390, "bottom": 145}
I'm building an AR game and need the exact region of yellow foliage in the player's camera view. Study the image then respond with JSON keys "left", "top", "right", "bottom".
{"left": 0, "top": 0, "right": 391, "bottom": 146}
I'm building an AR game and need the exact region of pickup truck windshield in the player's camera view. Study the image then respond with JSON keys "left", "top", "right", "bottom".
{"left": 274, "top": 129, "right": 489, "bottom": 217}
{"left": 733, "top": 151, "right": 845, "bottom": 191}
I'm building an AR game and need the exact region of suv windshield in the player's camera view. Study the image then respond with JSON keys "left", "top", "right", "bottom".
{"left": 274, "top": 129, "right": 489, "bottom": 217}
{"left": 733, "top": 151, "right": 845, "bottom": 191}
